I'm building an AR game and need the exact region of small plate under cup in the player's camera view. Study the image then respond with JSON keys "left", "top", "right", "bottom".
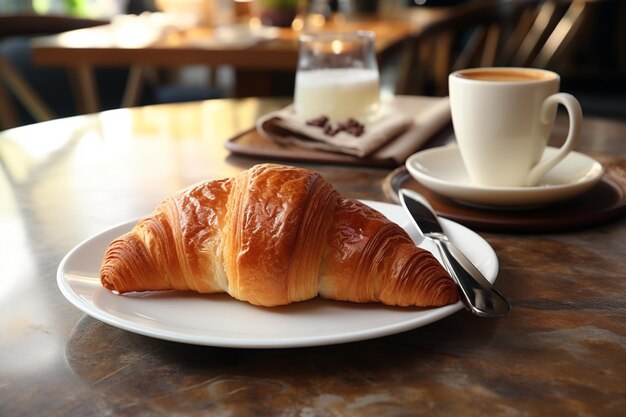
{"left": 406, "top": 145, "right": 604, "bottom": 208}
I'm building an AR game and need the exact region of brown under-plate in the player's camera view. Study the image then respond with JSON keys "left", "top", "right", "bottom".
{"left": 383, "top": 155, "right": 626, "bottom": 233}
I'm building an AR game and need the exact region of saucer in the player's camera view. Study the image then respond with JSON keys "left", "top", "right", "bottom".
{"left": 406, "top": 145, "right": 604, "bottom": 207}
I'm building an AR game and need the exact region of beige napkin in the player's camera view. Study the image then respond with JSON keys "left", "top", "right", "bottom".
{"left": 256, "top": 105, "right": 414, "bottom": 158}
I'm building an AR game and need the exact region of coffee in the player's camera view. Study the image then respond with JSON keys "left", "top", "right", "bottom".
{"left": 456, "top": 69, "right": 555, "bottom": 82}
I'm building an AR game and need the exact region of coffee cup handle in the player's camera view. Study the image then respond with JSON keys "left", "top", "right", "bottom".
{"left": 526, "top": 93, "right": 583, "bottom": 186}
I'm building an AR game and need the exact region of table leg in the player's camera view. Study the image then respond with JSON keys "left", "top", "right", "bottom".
{"left": 0, "top": 55, "right": 55, "bottom": 123}
{"left": 121, "top": 65, "right": 146, "bottom": 108}
{"left": 0, "top": 78, "right": 20, "bottom": 129}
{"left": 69, "top": 65, "right": 100, "bottom": 114}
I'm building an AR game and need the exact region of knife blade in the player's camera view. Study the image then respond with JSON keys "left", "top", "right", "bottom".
{"left": 399, "top": 188, "right": 511, "bottom": 317}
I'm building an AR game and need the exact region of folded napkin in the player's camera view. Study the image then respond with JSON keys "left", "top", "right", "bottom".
{"left": 256, "top": 105, "right": 414, "bottom": 158}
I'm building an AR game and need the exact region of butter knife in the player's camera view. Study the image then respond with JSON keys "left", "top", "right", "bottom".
{"left": 399, "top": 188, "right": 511, "bottom": 317}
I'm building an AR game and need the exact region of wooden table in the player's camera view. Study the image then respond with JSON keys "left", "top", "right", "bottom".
{"left": 0, "top": 98, "right": 624, "bottom": 417}
{"left": 29, "top": 8, "right": 450, "bottom": 114}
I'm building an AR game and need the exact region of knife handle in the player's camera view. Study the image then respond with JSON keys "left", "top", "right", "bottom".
{"left": 434, "top": 239, "right": 511, "bottom": 317}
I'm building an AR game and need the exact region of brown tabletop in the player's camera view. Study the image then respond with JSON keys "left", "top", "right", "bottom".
{"left": 29, "top": 8, "right": 450, "bottom": 114}
{"left": 0, "top": 97, "right": 624, "bottom": 416}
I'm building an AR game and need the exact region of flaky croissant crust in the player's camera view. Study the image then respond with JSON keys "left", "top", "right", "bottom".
{"left": 101, "top": 164, "right": 458, "bottom": 307}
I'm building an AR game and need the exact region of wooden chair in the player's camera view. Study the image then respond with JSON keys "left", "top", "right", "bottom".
{"left": 395, "top": 0, "right": 598, "bottom": 96}
{"left": 0, "top": 14, "right": 107, "bottom": 129}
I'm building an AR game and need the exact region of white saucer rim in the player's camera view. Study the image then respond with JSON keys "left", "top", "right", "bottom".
{"left": 406, "top": 144, "right": 604, "bottom": 194}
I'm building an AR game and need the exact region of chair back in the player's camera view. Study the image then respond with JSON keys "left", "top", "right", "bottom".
{"left": 395, "top": 0, "right": 594, "bottom": 96}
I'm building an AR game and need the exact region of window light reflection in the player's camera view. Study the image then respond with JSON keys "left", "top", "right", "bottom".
{"left": 331, "top": 40, "right": 343, "bottom": 54}
{"left": 56, "top": 13, "right": 173, "bottom": 49}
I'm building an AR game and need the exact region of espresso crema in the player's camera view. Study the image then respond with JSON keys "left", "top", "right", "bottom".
{"left": 456, "top": 69, "right": 555, "bottom": 82}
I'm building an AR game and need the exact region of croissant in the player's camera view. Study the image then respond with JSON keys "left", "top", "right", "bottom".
{"left": 100, "top": 164, "right": 458, "bottom": 307}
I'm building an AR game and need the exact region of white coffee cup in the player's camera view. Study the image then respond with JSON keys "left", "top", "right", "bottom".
{"left": 449, "top": 67, "right": 582, "bottom": 187}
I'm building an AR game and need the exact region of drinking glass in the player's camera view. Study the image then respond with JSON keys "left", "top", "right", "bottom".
{"left": 294, "top": 31, "right": 380, "bottom": 123}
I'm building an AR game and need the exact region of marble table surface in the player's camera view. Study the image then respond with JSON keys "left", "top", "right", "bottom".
{"left": 1, "top": 98, "right": 624, "bottom": 416}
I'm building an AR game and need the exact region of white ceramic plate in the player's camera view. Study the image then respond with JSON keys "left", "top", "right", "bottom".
{"left": 57, "top": 200, "right": 498, "bottom": 348}
{"left": 406, "top": 145, "right": 604, "bottom": 208}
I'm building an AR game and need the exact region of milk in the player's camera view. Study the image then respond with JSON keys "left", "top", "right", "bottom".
{"left": 294, "top": 68, "right": 380, "bottom": 122}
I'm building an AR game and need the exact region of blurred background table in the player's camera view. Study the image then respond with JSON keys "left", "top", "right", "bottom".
{"left": 2, "top": 0, "right": 624, "bottom": 130}
{"left": 1, "top": 97, "right": 624, "bottom": 416}
{"left": 28, "top": 8, "right": 450, "bottom": 113}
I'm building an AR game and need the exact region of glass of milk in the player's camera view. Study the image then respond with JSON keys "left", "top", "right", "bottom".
{"left": 294, "top": 31, "right": 380, "bottom": 123}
